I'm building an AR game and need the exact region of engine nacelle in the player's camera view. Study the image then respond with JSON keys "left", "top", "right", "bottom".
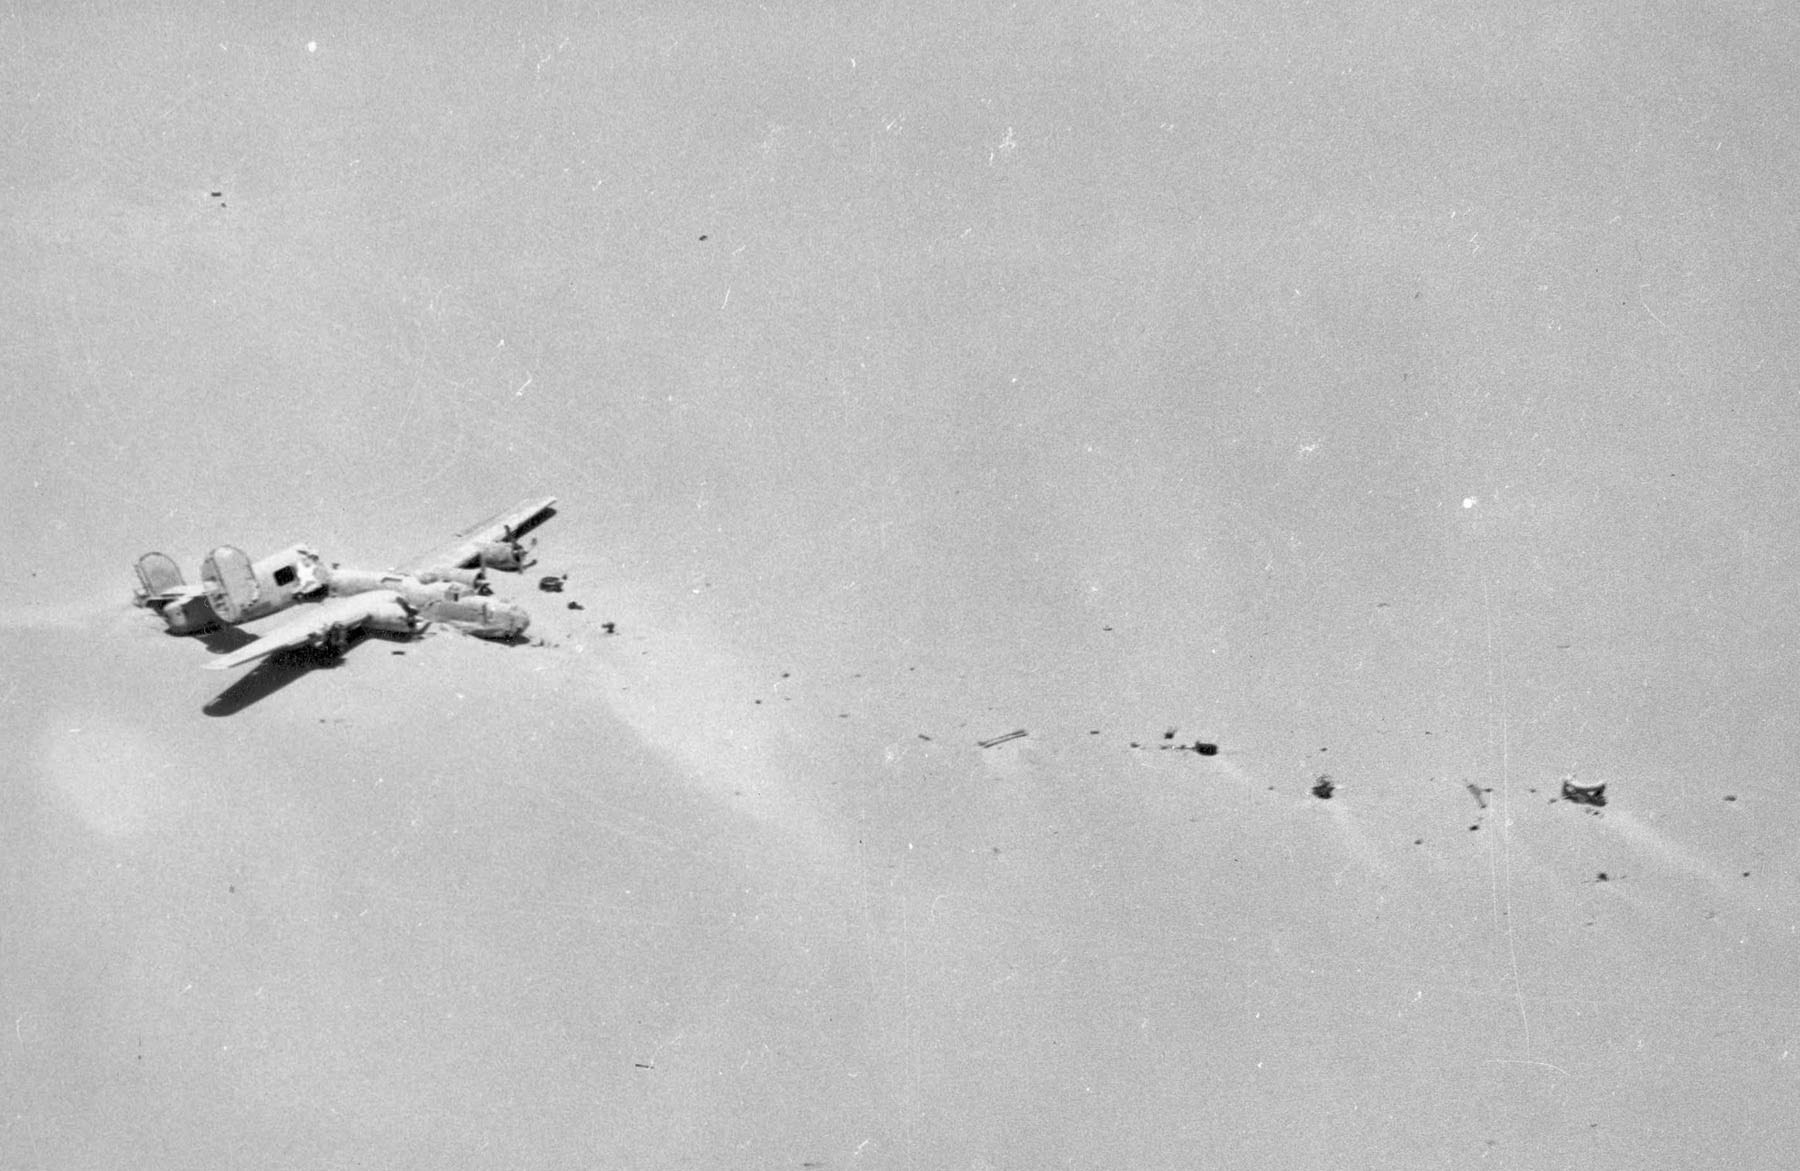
{"left": 419, "top": 596, "right": 530, "bottom": 640}
{"left": 360, "top": 595, "right": 423, "bottom": 637}
{"left": 415, "top": 567, "right": 488, "bottom": 592}
{"left": 474, "top": 540, "right": 527, "bottom": 571}
{"left": 326, "top": 568, "right": 472, "bottom": 606}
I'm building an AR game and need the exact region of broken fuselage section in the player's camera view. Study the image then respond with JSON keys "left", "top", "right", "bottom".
{"left": 134, "top": 543, "right": 327, "bottom": 635}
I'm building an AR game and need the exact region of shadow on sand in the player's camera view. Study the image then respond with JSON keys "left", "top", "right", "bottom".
{"left": 201, "top": 633, "right": 376, "bottom": 715}
{"left": 201, "top": 627, "right": 528, "bottom": 716}
{"left": 203, "top": 644, "right": 350, "bottom": 716}
{"left": 184, "top": 625, "right": 258, "bottom": 653}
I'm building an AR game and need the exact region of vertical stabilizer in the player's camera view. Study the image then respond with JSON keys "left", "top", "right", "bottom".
{"left": 134, "top": 552, "right": 185, "bottom": 599}
{"left": 201, "top": 545, "right": 260, "bottom": 625}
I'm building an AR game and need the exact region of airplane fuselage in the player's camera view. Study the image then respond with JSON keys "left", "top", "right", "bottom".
{"left": 135, "top": 543, "right": 326, "bottom": 634}
{"left": 136, "top": 494, "right": 554, "bottom": 656}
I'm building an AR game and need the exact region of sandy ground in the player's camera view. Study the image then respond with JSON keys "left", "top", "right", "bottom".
{"left": 4, "top": 4, "right": 1799, "bottom": 1168}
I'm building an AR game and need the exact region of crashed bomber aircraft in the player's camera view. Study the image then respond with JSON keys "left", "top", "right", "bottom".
{"left": 132, "top": 496, "right": 556, "bottom": 671}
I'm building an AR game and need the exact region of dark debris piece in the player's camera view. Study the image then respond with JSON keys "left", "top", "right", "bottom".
{"left": 1562, "top": 779, "right": 1607, "bottom": 807}
{"left": 538, "top": 575, "right": 565, "bottom": 593}
{"left": 1311, "top": 774, "right": 1335, "bottom": 800}
{"left": 567, "top": 601, "right": 584, "bottom": 610}
{"left": 601, "top": 621, "right": 616, "bottom": 635}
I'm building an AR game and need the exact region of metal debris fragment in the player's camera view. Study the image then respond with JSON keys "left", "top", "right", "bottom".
{"left": 1561, "top": 778, "right": 1607, "bottom": 807}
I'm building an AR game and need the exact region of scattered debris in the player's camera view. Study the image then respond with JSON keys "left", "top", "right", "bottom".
{"left": 567, "top": 601, "right": 584, "bottom": 610}
{"left": 978, "top": 729, "right": 1028, "bottom": 749}
{"left": 1595, "top": 872, "right": 1611, "bottom": 882}
{"left": 1724, "top": 794, "right": 1737, "bottom": 802}
{"left": 1311, "top": 774, "right": 1335, "bottom": 800}
{"left": 1162, "top": 728, "right": 1177, "bottom": 741}
{"left": 601, "top": 621, "right": 616, "bottom": 635}
{"left": 1157, "top": 738, "right": 1220, "bottom": 755}
{"left": 538, "top": 575, "right": 565, "bottom": 593}
{"left": 1465, "top": 782, "right": 1489, "bottom": 810}
{"left": 1562, "top": 778, "right": 1607, "bottom": 807}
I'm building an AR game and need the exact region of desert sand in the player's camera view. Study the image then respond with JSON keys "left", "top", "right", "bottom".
{"left": 4, "top": 5, "right": 1797, "bottom": 1168}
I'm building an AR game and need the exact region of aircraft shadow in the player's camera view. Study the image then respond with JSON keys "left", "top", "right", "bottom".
{"left": 186, "top": 625, "right": 258, "bottom": 653}
{"left": 202, "top": 636, "right": 364, "bottom": 717}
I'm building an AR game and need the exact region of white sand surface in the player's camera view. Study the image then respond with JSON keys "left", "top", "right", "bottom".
{"left": 4, "top": 5, "right": 1798, "bottom": 1167}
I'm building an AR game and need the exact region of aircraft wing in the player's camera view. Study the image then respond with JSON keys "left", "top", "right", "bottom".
{"left": 202, "top": 590, "right": 405, "bottom": 671}
{"left": 396, "top": 495, "right": 557, "bottom": 575}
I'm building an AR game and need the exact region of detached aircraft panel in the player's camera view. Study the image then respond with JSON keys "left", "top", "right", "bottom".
{"left": 396, "top": 494, "right": 556, "bottom": 575}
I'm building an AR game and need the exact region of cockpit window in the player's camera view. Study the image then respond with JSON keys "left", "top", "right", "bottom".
{"left": 272, "top": 565, "right": 298, "bottom": 587}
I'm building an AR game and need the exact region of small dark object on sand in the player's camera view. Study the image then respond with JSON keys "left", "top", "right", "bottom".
{"left": 539, "top": 575, "right": 565, "bottom": 593}
{"left": 601, "top": 621, "right": 616, "bottom": 635}
{"left": 568, "top": 601, "right": 584, "bottom": 610}
{"left": 1311, "top": 774, "right": 1335, "bottom": 800}
{"left": 1194, "top": 742, "right": 1218, "bottom": 756}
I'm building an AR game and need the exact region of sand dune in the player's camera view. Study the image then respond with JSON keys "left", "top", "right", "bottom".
{"left": 5, "top": 5, "right": 1798, "bottom": 1167}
